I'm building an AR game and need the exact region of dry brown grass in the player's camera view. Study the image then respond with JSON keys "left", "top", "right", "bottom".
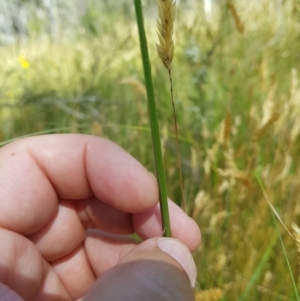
{"left": 226, "top": 0, "right": 245, "bottom": 34}
{"left": 291, "top": 223, "right": 300, "bottom": 266}
{"left": 119, "top": 78, "right": 146, "bottom": 96}
{"left": 156, "top": 0, "right": 176, "bottom": 71}
{"left": 156, "top": 0, "right": 186, "bottom": 210}
{"left": 194, "top": 288, "right": 224, "bottom": 301}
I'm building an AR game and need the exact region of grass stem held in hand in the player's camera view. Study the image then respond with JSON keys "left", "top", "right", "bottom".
{"left": 134, "top": 0, "right": 171, "bottom": 237}
{"left": 156, "top": 0, "right": 186, "bottom": 211}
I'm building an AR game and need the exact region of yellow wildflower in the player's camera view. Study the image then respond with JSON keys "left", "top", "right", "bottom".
{"left": 18, "top": 55, "right": 30, "bottom": 69}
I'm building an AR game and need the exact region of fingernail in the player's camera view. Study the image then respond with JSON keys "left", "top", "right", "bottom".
{"left": 158, "top": 238, "right": 197, "bottom": 287}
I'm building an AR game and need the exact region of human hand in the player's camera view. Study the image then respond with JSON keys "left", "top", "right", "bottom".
{"left": 0, "top": 134, "right": 201, "bottom": 301}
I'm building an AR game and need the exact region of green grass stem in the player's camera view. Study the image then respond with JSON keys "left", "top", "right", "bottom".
{"left": 272, "top": 213, "right": 300, "bottom": 301}
{"left": 134, "top": 0, "right": 171, "bottom": 237}
{"left": 256, "top": 175, "right": 300, "bottom": 301}
{"left": 0, "top": 127, "right": 81, "bottom": 146}
{"left": 239, "top": 232, "right": 277, "bottom": 301}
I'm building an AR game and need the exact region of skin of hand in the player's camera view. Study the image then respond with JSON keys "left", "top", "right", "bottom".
{"left": 0, "top": 134, "right": 201, "bottom": 301}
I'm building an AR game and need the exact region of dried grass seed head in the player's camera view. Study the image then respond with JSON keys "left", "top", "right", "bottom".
{"left": 194, "top": 288, "right": 224, "bottom": 301}
{"left": 156, "top": 0, "right": 176, "bottom": 70}
{"left": 292, "top": 222, "right": 300, "bottom": 264}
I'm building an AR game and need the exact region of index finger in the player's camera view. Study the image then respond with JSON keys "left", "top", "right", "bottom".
{"left": 0, "top": 134, "right": 159, "bottom": 235}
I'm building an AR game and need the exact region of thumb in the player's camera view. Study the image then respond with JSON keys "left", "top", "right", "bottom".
{"left": 0, "top": 283, "right": 24, "bottom": 301}
{"left": 83, "top": 237, "right": 197, "bottom": 301}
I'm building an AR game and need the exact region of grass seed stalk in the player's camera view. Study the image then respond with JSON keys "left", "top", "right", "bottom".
{"left": 134, "top": 0, "right": 171, "bottom": 237}
{"left": 156, "top": 0, "right": 186, "bottom": 211}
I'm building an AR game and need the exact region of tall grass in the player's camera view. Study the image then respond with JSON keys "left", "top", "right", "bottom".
{"left": 1, "top": 0, "right": 300, "bottom": 300}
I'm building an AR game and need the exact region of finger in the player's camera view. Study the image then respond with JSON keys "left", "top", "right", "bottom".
{"left": 133, "top": 200, "right": 201, "bottom": 252}
{"left": 0, "top": 228, "right": 70, "bottom": 301}
{"left": 51, "top": 245, "right": 96, "bottom": 300}
{"left": 28, "top": 198, "right": 133, "bottom": 262}
{"left": 75, "top": 197, "right": 133, "bottom": 234}
{"left": 33, "top": 263, "right": 71, "bottom": 301}
{"left": 84, "top": 230, "right": 138, "bottom": 277}
{"left": 28, "top": 197, "right": 199, "bottom": 265}
{"left": 0, "top": 134, "right": 158, "bottom": 234}
{"left": 0, "top": 283, "right": 24, "bottom": 301}
{"left": 43, "top": 231, "right": 138, "bottom": 299}
{"left": 82, "top": 237, "right": 196, "bottom": 301}
{"left": 0, "top": 229, "right": 43, "bottom": 300}
{"left": 27, "top": 200, "right": 86, "bottom": 262}
{"left": 84, "top": 230, "right": 197, "bottom": 280}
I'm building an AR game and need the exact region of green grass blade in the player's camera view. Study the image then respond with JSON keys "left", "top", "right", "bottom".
{"left": 0, "top": 127, "right": 80, "bottom": 147}
{"left": 133, "top": 0, "right": 171, "bottom": 237}
{"left": 256, "top": 175, "right": 300, "bottom": 301}
{"left": 239, "top": 232, "right": 277, "bottom": 301}
{"left": 272, "top": 213, "right": 300, "bottom": 301}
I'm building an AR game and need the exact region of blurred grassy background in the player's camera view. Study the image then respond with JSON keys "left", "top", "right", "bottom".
{"left": 1, "top": 0, "right": 300, "bottom": 300}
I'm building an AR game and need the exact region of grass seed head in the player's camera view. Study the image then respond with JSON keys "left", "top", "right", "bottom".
{"left": 291, "top": 222, "right": 300, "bottom": 265}
{"left": 156, "top": 0, "right": 176, "bottom": 71}
{"left": 226, "top": 0, "right": 244, "bottom": 34}
{"left": 119, "top": 77, "right": 146, "bottom": 96}
{"left": 192, "top": 190, "right": 213, "bottom": 219}
{"left": 194, "top": 288, "right": 224, "bottom": 301}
